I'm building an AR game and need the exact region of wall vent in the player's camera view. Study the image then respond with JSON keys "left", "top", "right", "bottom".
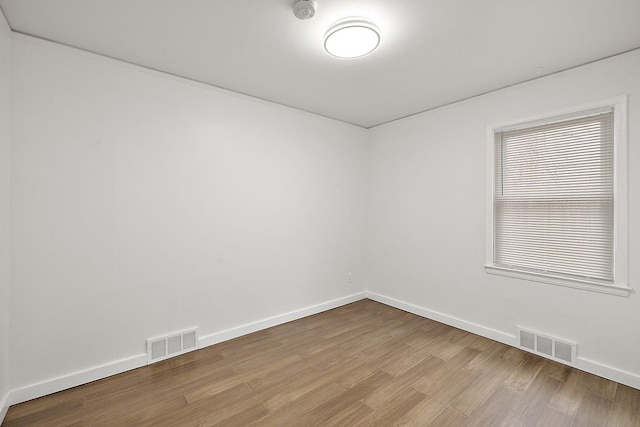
{"left": 517, "top": 327, "right": 576, "bottom": 365}
{"left": 147, "top": 328, "right": 199, "bottom": 364}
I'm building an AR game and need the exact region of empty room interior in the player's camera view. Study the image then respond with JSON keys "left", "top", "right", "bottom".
{"left": 0, "top": 0, "right": 639, "bottom": 425}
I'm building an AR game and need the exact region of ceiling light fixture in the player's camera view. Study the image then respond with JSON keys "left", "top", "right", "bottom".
{"left": 324, "top": 18, "right": 380, "bottom": 59}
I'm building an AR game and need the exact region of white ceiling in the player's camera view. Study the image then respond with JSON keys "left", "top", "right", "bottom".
{"left": 1, "top": 0, "right": 639, "bottom": 128}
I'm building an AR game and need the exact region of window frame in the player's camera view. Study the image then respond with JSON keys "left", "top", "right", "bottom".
{"left": 485, "top": 96, "right": 630, "bottom": 296}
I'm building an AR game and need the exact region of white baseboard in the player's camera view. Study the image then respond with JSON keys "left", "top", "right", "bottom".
{"left": 0, "top": 391, "right": 9, "bottom": 425}
{"left": 6, "top": 292, "right": 367, "bottom": 407}
{"left": 365, "top": 292, "right": 517, "bottom": 346}
{"left": 199, "top": 292, "right": 367, "bottom": 348}
{"left": 577, "top": 357, "right": 640, "bottom": 390}
{"left": 9, "top": 354, "right": 147, "bottom": 406}
{"left": 366, "top": 291, "right": 640, "bottom": 390}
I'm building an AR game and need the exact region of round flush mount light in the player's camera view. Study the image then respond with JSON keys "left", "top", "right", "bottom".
{"left": 324, "top": 18, "right": 380, "bottom": 59}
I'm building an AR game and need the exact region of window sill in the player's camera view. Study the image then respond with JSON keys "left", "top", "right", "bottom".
{"left": 484, "top": 265, "right": 632, "bottom": 297}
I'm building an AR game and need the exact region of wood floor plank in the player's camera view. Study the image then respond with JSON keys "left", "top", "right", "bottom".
{"left": 4, "top": 299, "right": 639, "bottom": 426}
{"left": 362, "top": 355, "right": 443, "bottom": 410}
{"left": 246, "top": 355, "right": 317, "bottom": 393}
{"left": 503, "top": 351, "right": 549, "bottom": 393}
{"left": 415, "top": 366, "right": 482, "bottom": 408}
{"left": 500, "top": 371, "right": 562, "bottom": 426}
{"left": 393, "top": 393, "right": 450, "bottom": 426}
{"left": 607, "top": 384, "right": 640, "bottom": 427}
{"left": 535, "top": 407, "right": 575, "bottom": 427}
{"left": 319, "top": 401, "right": 373, "bottom": 427}
{"left": 572, "top": 392, "right": 613, "bottom": 427}
{"left": 183, "top": 385, "right": 264, "bottom": 426}
{"left": 3, "top": 392, "right": 85, "bottom": 421}
{"left": 294, "top": 371, "right": 392, "bottom": 425}
{"left": 549, "top": 368, "right": 588, "bottom": 417}
{"left": 466, "top": 385, "right": 522, "bottom": 427}
{"left": 578, "top": 369, "right": 618, "bottom": 401}
{"left": 252, "top": 381, "right": 347, "bottom": 426}
{"left": 539, "top": 358, "right": 573, "bottom": 383}
{"left": 77, "top": 366, "right": 237, "bottom": 423}
{"left": 427, "top": 406, "right": 469, "bottom": 427}
{"left": 93, "top": 394, "right": 188, "bottom": 426}
{"left": 210, "top": 403, "right": 269, "bottom": 427}
{"left": 184, "top": 353, "right": 302, "bottom": 404}
{"left": 354, "top": 387, "right": 427, "bottom": 426}
{"left": 260, "top": 372, "right": 344, "bottom": 412}
{"left": 380, "top": 339, "right": 439, "bottom": 376}
{"left": 451, "top": 355, "right": 517, "bottom": 416}
{"left": 466, "top": 338, "right": 512, "bottom": 370}
{"left": 330, "top": 358, "right": 378, "bottom": 389}
{"left": 1, "top": 397, "right": 84, "bottom": 427}
{"left": 411, "top": 347, "right": 480, "bottom": 396}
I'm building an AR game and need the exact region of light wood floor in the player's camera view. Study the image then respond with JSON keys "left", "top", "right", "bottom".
{"left": 4, "top": 299, "right": 640, "bottom": 426}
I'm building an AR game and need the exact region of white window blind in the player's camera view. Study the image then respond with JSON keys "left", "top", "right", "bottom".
{"left": 493, "top": 108, "right": 614, "bottom": 283}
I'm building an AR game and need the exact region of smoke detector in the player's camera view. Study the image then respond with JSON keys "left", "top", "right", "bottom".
{"left": 293, "top": 0, "right": 316, "bottom": 20}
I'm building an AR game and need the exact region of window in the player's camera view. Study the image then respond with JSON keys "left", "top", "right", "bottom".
{"left": 485, "top": 97, "right": 629, "bottom": 296}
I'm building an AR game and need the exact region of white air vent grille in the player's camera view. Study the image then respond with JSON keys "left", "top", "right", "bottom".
{"left": 517, "top": 327, "right": 576, "bottom": 365}
{"left": 147, "top": 328, "right": 199, "bottom": 364}
{"left": 554, "top": 340, "right": 573, "bottom": 363}
{"left": 520, "top": 330, "right": 535, "bottom": 351}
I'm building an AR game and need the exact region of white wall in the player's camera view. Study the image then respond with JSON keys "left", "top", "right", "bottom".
{"left": 0, "top": 7, "right": 10, "bottom": 415}
{"left": 368, "top": 50, "right": 640, "bottom": 379}
{"left": 9, "top": 36, "right": 368, "bottom": 390}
